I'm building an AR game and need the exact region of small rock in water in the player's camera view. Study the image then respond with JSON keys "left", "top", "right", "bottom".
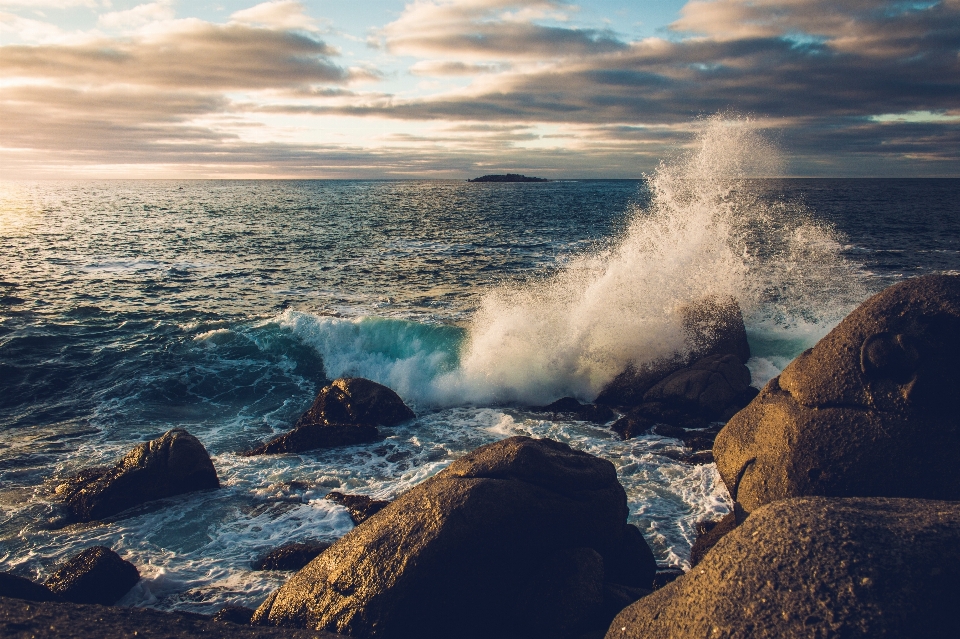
{"left": 55, "top": 428, "right": 220, "bottom": 522}
{"left": 213, "top": 606, "right": 256, "bottom": 624}
{"left": 246, "top": 378, "right": 414, "bottom": 455}
{"left": 533, "top": 397, "right": 615, "bottom": 423}
{"left": 0, "top": 572, "right": 61, "bottom": 602}
{"left": 44, "top": 546, "right": 140, "bottom": 606}
{"left": 253, "top": 542, "right": 333, "bottom": 571}
{"left": 324, "top": 492, "right": 390, "bottom": 525}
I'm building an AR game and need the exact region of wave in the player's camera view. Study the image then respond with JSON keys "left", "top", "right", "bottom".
{"left": 273, "top": 117, "right": 868, "bottom": 408}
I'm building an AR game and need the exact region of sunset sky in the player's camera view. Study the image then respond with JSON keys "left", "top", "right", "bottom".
{"left": 2, "top": 0, "right": 959, "bottom": 178}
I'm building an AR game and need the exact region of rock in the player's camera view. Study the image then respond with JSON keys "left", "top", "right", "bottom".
{"left": 213, "top": 606, "right": 256, "bottom": 624}
{"left": 596, "top": 296, "right": 750, "bottom": 407}
{"left": 687, "top": 511, "right": 737, "bottom": 567}
{"left": 0, "top": 572, "right": 60, "bottom": 602}
{"left": 246, "top": 378, "right": 414, "bottom": 455}
{"left": 607, "top": 496, "right": 960, "bottom": 639}
{"left": 534, "top": 398, "right": 616, "bottom": 424}
{"left": 44, "top": 546, "right": 140, "bottom": 606}
{"left": 324, "top": 492, "right": 390, "bottom": 525}
{"left": 253, "top": 542, "right": 332, "bottom": 571}
{"left": 651, "top": 568, "right": 683, "bottom": 590}
{"left": 245, "top": 423, "right": 382, "bottom": 455}
{"left": 610, "top": 402, "right": 709, "bottom": 441}
{"left": 643, "top": 354, "right": 751, "bottom": 418}
{"left": 714, "top": 275, "right": 960, "bottom": 515}
{"left": 296, "top": 378, "right": 415, "bottom": 429}
{"left": 252, "top": 436, "right": 657, "bottom": 639}
{"left": 56, "top": 428, "right": 220, "bottom": 522}
{"left": 0, "top": 596, "right": 349, "bottom": 639}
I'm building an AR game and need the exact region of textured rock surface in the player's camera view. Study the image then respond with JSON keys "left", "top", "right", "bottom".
{"left": 253, "top": 542, "right": 332, "bottom": 571}
{"left": 596, "top": 296, "right": 750, "bottom": 407}
{"left": 715, "top": 275, "right": 960, "bottom": 514}
{"left": 534, "top": 397, "right": 615, "bottom": 424}
{"left": 0, "top": 572, "right": 60, "bottom": 603}
{"left": 643, "top": 354, "right": 751, "bottom": 418}
{"left": 56, "top": 428, "right": 219, "bottom": 522}
{"left": 296, "top": 378, "right": 415, "bottom": 429}
{"left": 324, "top": 492, "right": 390, "bottom": 525}
{"left": 212, "top": 605, "right": 256, "bottom": 624}
{"left": 607, "top": 497, "right": 960, "bottom": 639}
{"left": 0, "top": 596, "right": 347, "bottom": 639}
{"left": 44, "top": 546, "right": 140, "bottom": 606}
{"left": 247, "top": 378, "right": 414, "bottom": 455}
{"left": 252, "top": 436, "right": 656, "bottom": 639}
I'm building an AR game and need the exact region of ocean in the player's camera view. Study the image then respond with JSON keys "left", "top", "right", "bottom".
{"left": 2, "top": 127, "right": 959, "bottom": 614}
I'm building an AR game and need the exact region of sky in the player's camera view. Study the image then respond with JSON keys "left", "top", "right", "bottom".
{"left": 1, "top": 0, "right": 959, "bottom": 178}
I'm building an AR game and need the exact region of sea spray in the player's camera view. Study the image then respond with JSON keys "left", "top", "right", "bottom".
{"left": 439, "top": 116, "right": 868, "bottom": 405}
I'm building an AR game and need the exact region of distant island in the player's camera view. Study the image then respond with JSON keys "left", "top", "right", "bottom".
{"left": 467, "top": 173, "right": 550, "bottom": 182}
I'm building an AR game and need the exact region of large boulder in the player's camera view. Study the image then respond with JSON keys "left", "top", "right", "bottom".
{"left": 596, "top": 296, "right": 750, "bottom": 407}
{"left": 607, "top": 497, "right": 960, "bottom": 639}
{"left": 714, "top": 275, "right": 960, "bottom": 515}
{"left": 643, "top": 353, "right": 752, "bottom": 418}
{"left": 252, "top": 436, "right": 657, "bottom": 639}
{"left": 247, "top": 378, "right": 414, "bottom": 455}
{"left": 56, "top": 428, "right": 220, "bottom": 522}
{"left": 44, "top": 546, "right": 140, "bottom": 606}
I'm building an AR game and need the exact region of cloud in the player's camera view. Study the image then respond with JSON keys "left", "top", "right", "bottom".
{"left": 379, "top": 0, "right": 626, "bottom": 60}
{"left": 3, "top": 20, "right": 349, "bottom": 89}
{"left": 98, "top": 1, "right": 176, "bottom": 30}
{"left": 230, "top": 1, "right": 323, "bottom": 32}
{"left": 410, "top": 60, "right": 505, "bottom": 75}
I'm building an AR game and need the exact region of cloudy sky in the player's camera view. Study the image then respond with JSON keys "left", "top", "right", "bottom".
{"left": 2, "top": 0, "right": 959, "bottom": 178}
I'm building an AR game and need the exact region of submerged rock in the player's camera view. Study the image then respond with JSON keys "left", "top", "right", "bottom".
{"left": 44, "top": 546, "right": 140, "bottom": 606}
{"left": 0, "top": 572, "right": 60, "bottom": 603}
{"left": 247, "top": 378, "right": 414, "bottom": 455}
{"left": 608, "top": 497, "right": 960, "bottom": 639}
{"left": 714, "top": 275, "right": 960, "bottom": 515}
{"left": 534, "top": 397, "right": 615, "bottom": 424}
{"left": 324, "top": 492, "right": 390, "bottom": 525}
{"left": 252, "top": 436, "right": 656, "bottom": 639}
{"left": 56, "top": 428, "right": 220, "bottom": 522}
{"left": 253, "top": 542, "right": 332, "bottom": 572}
{"left": 596, "top": 296, "right": 750, "bottom": 407}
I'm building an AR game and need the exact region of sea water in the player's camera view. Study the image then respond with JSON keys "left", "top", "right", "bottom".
{"left": 2, "top": 120, "right": 959, "bottom": 614}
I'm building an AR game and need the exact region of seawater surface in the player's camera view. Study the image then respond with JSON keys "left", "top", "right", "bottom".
{"left": 2, "top": 131, "right": 959, "bottom": 614}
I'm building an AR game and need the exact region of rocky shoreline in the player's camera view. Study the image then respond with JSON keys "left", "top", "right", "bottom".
{"left": 3, "top": 275, "right": 958, "bottom": 637}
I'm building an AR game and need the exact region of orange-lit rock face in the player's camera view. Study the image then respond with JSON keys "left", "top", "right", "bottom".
{"left": 714, "top": 275, "right": 960, "bottom": 515}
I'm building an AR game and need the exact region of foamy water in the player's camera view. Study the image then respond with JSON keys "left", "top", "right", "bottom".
{"left": 3, "top": 119, "right": 952, "bottom": 615}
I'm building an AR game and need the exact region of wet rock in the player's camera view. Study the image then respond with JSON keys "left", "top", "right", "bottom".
{"left": 44, "top": 546, "right": 140, "bottom": 606}
{"left": 0, "top": 572, "right": 60, "bottom": 603}
{"left": 687, "top": 511, "right": 738, "bottom": 567}
{"left": 596, "top": 296, "right": 750, "bottom": 407}
{"left": 213, "top": 606, "right": 256, "bottom": 624}
{"left": 252, "top": 436, "right": 657, "bottom": 639}
{"left": 608, "top": 497, "right": 960, "bottom": 639}
{"left": 246, "top": 378, "right": 414, "bottom": 455}
{"left": 253, "top": 542, "right": 332, "bottom": 571}
{"left": 534, "top": 398, "right": 616, "bottom": 424}
{"left": 610, "top": 402, "right": 709, "bottom": 441}
{"left": 714, "top": 275, "right": 960, "bottom": 515}
{"left": 56, "top": 428, "right": 220, "bottom": 522}
{"left": 246, "top": 423, "right": 382, "bottom": 455}
{"left": 643, "top": 354, "right": 751, "bottom": 418}
{"left": 324, "top": 492, "right": 390, "bottom": 525}
{"left": 296, "top": 378, "right": 415, "bottom": 429}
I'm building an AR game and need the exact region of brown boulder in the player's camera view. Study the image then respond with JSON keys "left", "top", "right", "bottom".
{"left": 596, "top": 296, "right": 750, "bottom": 407}
{"left": 56, "top": 429, "right": 220, "bottom": 522}
{"left": 714, "top": 275, "right": 960, "bottom": 515}
{"left": 607, "top": 497, "right": 960, "bottom": 639}
{"left": 44, "top": 546, "right": 140, "bottom": 606}
{"left": 0, "top": 572, "right": 60, "bottom": 603}
{"left": 252, "top": 436, "right": 656, "bottom": 639}
{"left": 643, "top": 354, "right": 752, "bottom": 417}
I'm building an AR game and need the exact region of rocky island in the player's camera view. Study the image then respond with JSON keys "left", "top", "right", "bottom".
{"left": 467, "top": 173, "right": 550, "bottom": 182}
